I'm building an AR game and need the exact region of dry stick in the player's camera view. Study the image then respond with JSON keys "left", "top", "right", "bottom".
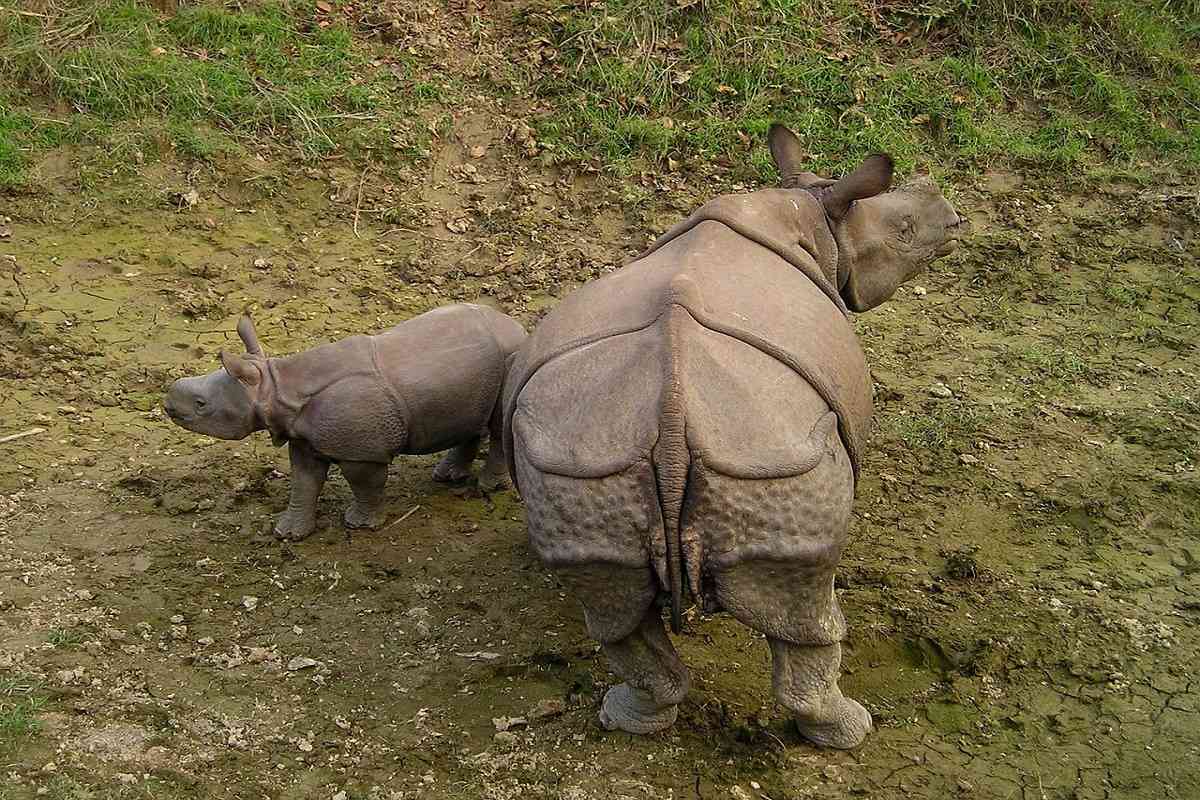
{"left": 0, "top": 428, "right": 46, "bottom": 445}
{"left": 353, "top": 167, "right": 369, "bottom": 239}
{"left": 382, "top": 505, "right": 421, "bottom": 532}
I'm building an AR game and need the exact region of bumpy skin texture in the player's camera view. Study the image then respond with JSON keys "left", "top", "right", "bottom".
{"left": 164, "top": 303, "right": 526, "bottom": 540}
{"left": 505, "top": 125, "right": 965, "bottom": 748}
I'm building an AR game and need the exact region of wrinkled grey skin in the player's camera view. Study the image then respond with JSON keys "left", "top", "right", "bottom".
{"left": 165, "top": 304, "right": 526, "bottom": 540}
{"left": 503, "top": 125, "right": 966, "bottom": 748}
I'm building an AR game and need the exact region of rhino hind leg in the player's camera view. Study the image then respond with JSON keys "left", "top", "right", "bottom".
{"left": 770, "top": 640, "right": 872, "bottom": 749}
{"left": 597, "top": 605, "right": 690, "bottom": 735}
{"left": 340, "top": 460, "right": 389, "bottom": 529}
{"left": 477, "top": 406, "right": 511, "bottom": 493}
{"left": 432, "top": 437, "right": 481, "bottom": 483}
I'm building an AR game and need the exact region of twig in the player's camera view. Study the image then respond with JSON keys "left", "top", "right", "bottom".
{"left": 382, "top": 505, "right": 421, "bottom": 532}
{"left": 0, "top": 428, "right": 46, "bottom": 445}
{"left": 353, "top": 167, "right": 369, "bottom": 239}
{"left": 379, "top": 227, "right": 458, "bottom": 243}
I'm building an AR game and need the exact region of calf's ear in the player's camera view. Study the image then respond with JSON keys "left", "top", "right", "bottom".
{"left": 219, "top": 350, "right": 262, "bottom": 387}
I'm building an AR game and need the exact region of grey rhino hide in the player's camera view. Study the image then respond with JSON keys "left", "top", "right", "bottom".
{"left": 502, "top": 124, "right": 964, "bottom": 748}
{"left": 165, "top": 303, "right": 526, "bottom": 540}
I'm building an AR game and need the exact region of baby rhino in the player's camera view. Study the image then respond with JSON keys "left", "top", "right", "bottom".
{"left": 165, "top": 303, "right": 525, "bottom": 540}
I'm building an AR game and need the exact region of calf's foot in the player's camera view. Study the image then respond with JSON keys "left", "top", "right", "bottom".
{"left": 274, "top": 510, "right": 317, "bottom": 541}
{"left": 794, "top": 695, "right": 872, "bottom": 750}
{"left": 433, "top": 439, "right": 480, "bottom": 483}
{"left": 343, "top": 503, "right": 385, "bottom": 530}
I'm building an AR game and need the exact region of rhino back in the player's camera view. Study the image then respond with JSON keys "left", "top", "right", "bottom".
{"left": 507, "top": 221, "right": 873, "bottom": 478}
{"left": 373, "top": 303, "right": 509, "bottom": 454}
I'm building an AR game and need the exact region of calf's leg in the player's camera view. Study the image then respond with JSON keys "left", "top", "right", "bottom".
{"left": 770, "top": 639, "right": 871, "bottom": 749}
{"left": 477, "top": 406, "right": 511, "bottom": 492}
{"left": 432, "top": 437, "right": 480, "bottom": 483}
{"left": 340, "top": 460, "right": 389, "bottom": 529}
{"left": 275, "top": 440, "right": 329, "bottom": 541}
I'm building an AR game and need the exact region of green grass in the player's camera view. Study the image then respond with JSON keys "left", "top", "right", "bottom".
{"left": 0, "top": 673, "right": 46, "bottom": 756}
{"left": 524, "top": 0, "right": 1200, "bottom": 176}
{"left": 0, "top": 0, "right": 437, "bottom": 190}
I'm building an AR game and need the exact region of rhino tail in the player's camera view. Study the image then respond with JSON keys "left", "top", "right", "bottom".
{"left": 653, "top": 297, "right": 696, "bottom": 634}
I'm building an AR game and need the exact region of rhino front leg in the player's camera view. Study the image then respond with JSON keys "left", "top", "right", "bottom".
{"left": 598, "top": 606, "right": 690, "bottom": 735}
{"left": 340, "top": 460, "right": 389, "bottom": 529}
{"left": 275, "top": 440, "right": 329, "bottom": 541}
{"left": 771, "top": 639, "right": 872, "bottom": 749}
{"left": 432, "top": 437, "right": 480, "bottom": 483}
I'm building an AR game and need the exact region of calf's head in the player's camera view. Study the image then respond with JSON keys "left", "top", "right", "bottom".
{"left": 163, "top": 316, "right": 267, "bottom": 440}
{"left": 768, "top": 124, "right": 967, "bottom": 311}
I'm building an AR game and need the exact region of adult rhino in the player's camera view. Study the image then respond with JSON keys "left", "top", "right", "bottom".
{"left": 502, "top": 125, "right": 966, "bottom": 748}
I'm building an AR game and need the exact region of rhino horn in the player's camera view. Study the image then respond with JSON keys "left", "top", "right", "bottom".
{"left": 820, "top": 154, "right": 894, "bottom": 220}
{"left": 237, "top": 314, "right": 264, "bottom": 356}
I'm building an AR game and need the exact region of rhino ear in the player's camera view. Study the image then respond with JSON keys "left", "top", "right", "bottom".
{"left": 821, "top": 154, "right": 894, "bottom": 220}
{"left": 237, "top": 315, "right": 263, "bottom": 356}
{"left": 840, "top": 262, "right": 908, "bottom": 312}
{"left": 219, "top": 350, "right": 262, "bottom": 387}
{"left": 768, "top": 124, "right": 832, "bottom": 190}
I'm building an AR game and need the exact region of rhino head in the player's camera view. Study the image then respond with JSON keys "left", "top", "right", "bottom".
{"left": 163, "top": 316, "right": 268, "bottom": 440}
{"left": 768, "top": 124, "right": 967, "bottom": 311}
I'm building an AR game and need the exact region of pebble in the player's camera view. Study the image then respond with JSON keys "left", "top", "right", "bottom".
{"left": 928, "top": 383, "right": 954, "bottom": 398}
{"left": 287, "top": 656, "right": 321, "bottom": 672}
{"left": 242, "top": 596, "right": 259, "bottom": 611}
{"left": 170, "top": 614, "right": 185, "bottom": 624}
{"left": 912, "top": 285, "right": 927, "bottom": 296}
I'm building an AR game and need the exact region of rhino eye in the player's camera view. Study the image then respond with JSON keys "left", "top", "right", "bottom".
{"left": 194, "top": 397, "right": 207, "bottom": 409}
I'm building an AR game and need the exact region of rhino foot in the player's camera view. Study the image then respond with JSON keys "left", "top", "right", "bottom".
{"left": 343, "top": 503, "right": 385, "bottom": 530}
{"left": 432, "top": 463, "right": 473, "bottom": 483}
{"left": 598, "top": 684, "right": 678, "bottom": 735}
{"left": 476, "top": 470, "right": 512, "bottom": 494}
{"left": 794, "top": 696, "right": 872, "bottom": 750}
{"left": 273, "top": 511, "right": 317, "bottom": 542}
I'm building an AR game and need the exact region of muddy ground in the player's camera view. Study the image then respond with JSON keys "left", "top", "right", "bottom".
{"left": 2, "top": 102, "right": 1200, "bottom": 799}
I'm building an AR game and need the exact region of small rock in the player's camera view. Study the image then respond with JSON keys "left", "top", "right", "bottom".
{"left": 333, "top": 792, "right": 348, "bottom": 800}
{"left": 115, "top": 773, "right": 137, "bottom": 785}
{"left": 242, "top": 596, "right": 259, "bottom": 611}
{"left": 297, "top": 738, "right": 313, "bottom": 753}
{"left": 928, "top": 383, "right": 954, "bottom": 399}
{"left": 405, "top": 606, "right": 430, "bottom": 619}
{"left": 958, "top": 453, "right": 979, "bottom": 465}
{"left": 56, "top": 405, "right": 79, "bottom": 415}
{"left": 469, "top": 145, "right": 487, "bottom": 158}
{"left": 912, "top": 285, "right": 927, "bottom": 296}
{"left": 492, "top": 731, "right": 519, "bottom": 747}
{"left": 492, "top": 716, "right": 527, "bottom": 732}
{"left": 197, "top": 637, "right": 214, "bottom": 646}
{"left": 161, "top": 490, "right": 198, "bottom": 516}
{"left": 76, "top": 589, "right": 94, "bottom": 601}
{"left": 729, "top": 787, "right": 753, "bottom": 800}
{"left": 170, "top": 614, "right": 185, "bottom": 624}
{"left": 287, "top": 656, "right": 321, "bottom": 672}
{"left": 253, "top": 257, "right": 269, "bottom": 269}
{"left": 528, "top": 697, "right": 566, "bottom": 721}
